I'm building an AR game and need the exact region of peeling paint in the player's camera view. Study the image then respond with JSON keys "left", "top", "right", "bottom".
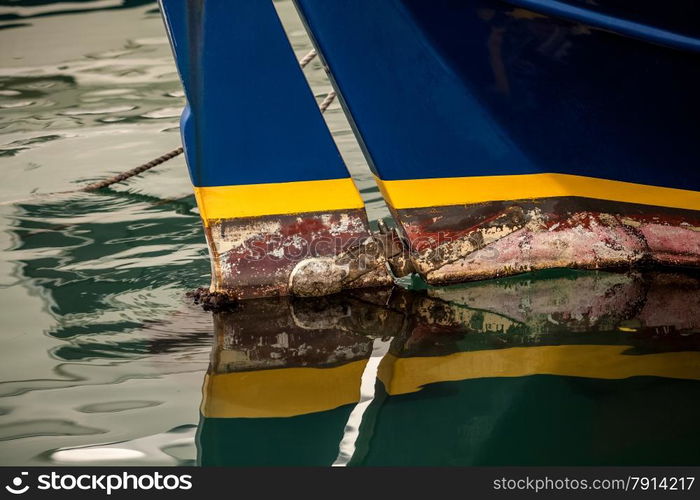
{"left": 395, "top": 197, "right": 700, "bottom": 286}
{"left": 198, "top": 196, "right": 700, "bottom": 301}
{"left": 203, "top": 209, "right": 392, "bottom": 300}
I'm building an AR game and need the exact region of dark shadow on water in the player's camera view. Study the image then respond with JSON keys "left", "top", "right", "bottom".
{"left": 198, "top": 270, "right": 700, "bottom": 466}
{"left": 0, "top": 22, "right": 30, "bottom": 31}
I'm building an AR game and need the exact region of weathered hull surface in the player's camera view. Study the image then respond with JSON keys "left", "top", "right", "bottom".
{"left": 295, "top": 0, "right": 700, "bottom": 285}
{"left": 396, "top": 198, "right": 700, "bottom": 284}
{"left": 204, "top": 209, "right": 391, "bottom": 299}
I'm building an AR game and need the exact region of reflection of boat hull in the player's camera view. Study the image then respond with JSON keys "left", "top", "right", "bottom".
{"left": 201, "top": 374, "right": 700, "bottom": 466}
{"left": 357, "top": 375, "right": 700, "bottom": 466}
{"left": 197, "top": 271, "right": 700, "bottom": 465}
{"left": 160, "top": 0, "right": 700, "bottom": 297}
{"left": 201, "top": 342, "right": 700, "bottom": 466}
{"left": 199, "top": 405, "right": 353, "bottom": 466}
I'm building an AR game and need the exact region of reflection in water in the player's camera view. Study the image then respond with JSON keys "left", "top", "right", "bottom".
{"left": 200, "top": 271, "right": 700, "bottom": 466}
{"left": 0, "top": 190, "right": 211, "bottom": 465}
{"left": 12, "top": 191, "right": 204, "bottom": 356}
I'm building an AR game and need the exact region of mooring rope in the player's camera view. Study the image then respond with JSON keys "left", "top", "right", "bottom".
{"left": 81, "top": 146, "right": 185, "bottom": 192}
{"left": 299, "top": 48, "right": 317, "bottom": 68}
{"left": 319, "top": 90, "right": 337, "bottom": 113}
{"left": 1, "top": 48, "right": 339, "bottom": 205}
{"left": 80, "top": 49, "right": 327, "bottom": 193}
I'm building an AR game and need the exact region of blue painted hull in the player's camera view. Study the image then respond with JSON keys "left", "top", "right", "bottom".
{"left": 294, "top": 0, "right": 700, "bottom": 189}
{"left": 293, "top": 0, "right": 700, "bottom": 284}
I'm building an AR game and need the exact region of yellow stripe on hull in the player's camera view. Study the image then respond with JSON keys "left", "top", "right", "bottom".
{"left": 376, "top": 173, "right": 700, "bottom": 211}
{"left": 194, "top": 178, "right": 364, "bottom": 224}
{"left": 377, "top": 346, "right": 700, "bottom": 396}
{"left": 201, "top": 359, "right": 367, "bottom": 418}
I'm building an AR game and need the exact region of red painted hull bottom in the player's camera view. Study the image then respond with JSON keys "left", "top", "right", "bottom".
{"left": 394, "top": 197, "right": 700, "bottom": 285}
{"left": 204, "top": 209, "right": 392, "bottom": 300}
{"left": 197, "top": 198, "right": 700, "bottom": 301}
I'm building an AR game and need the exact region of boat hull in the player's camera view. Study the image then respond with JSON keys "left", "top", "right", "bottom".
{"left": 393, "top": 196, "right": 700, "bottom": 284}
{"left": 295, "top": 0, "right": 700, "bottom": 283}
{"left": 161, "top": 0, "right": 700, "bottom": 297}
{"left": 159, "top": 0, "right": 392, "bottom": 299}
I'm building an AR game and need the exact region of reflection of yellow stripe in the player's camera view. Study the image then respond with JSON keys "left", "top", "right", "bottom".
{"left": 202, "top": 359, "right": 367, "bottom": 418}
{"left": 376, "top": 174, "right": 700, "bottom": 211}
{"left": 377, "top": 346, "right": 700, "bottom": 395}
{"left": 203, "top": 346, "right": 700, "bottom": 419}
{"left": 193, "top": 178, "right": 364, "bottom": 224}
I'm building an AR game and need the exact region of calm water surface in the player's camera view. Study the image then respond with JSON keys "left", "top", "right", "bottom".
{"left": 1, "top": 0, "right": 699, "bottom": 466}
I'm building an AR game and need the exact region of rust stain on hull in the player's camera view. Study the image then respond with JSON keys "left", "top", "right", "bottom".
{"left": 199, "top": 197, "right": 700, "bottom": 301}
{"left": 394, "top": 197, "right": 700, "bottom": 286}
{"left": 204, "top": 209, "right": 392, "bottom": 300}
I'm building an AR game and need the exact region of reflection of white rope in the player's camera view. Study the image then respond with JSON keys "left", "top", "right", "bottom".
{"left": 332, "top": 337, "right": 391, "bottom": 467}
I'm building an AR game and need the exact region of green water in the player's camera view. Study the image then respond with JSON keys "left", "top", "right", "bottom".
{"left": 1, "top": 1, "right": 699, "bottom": 467}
